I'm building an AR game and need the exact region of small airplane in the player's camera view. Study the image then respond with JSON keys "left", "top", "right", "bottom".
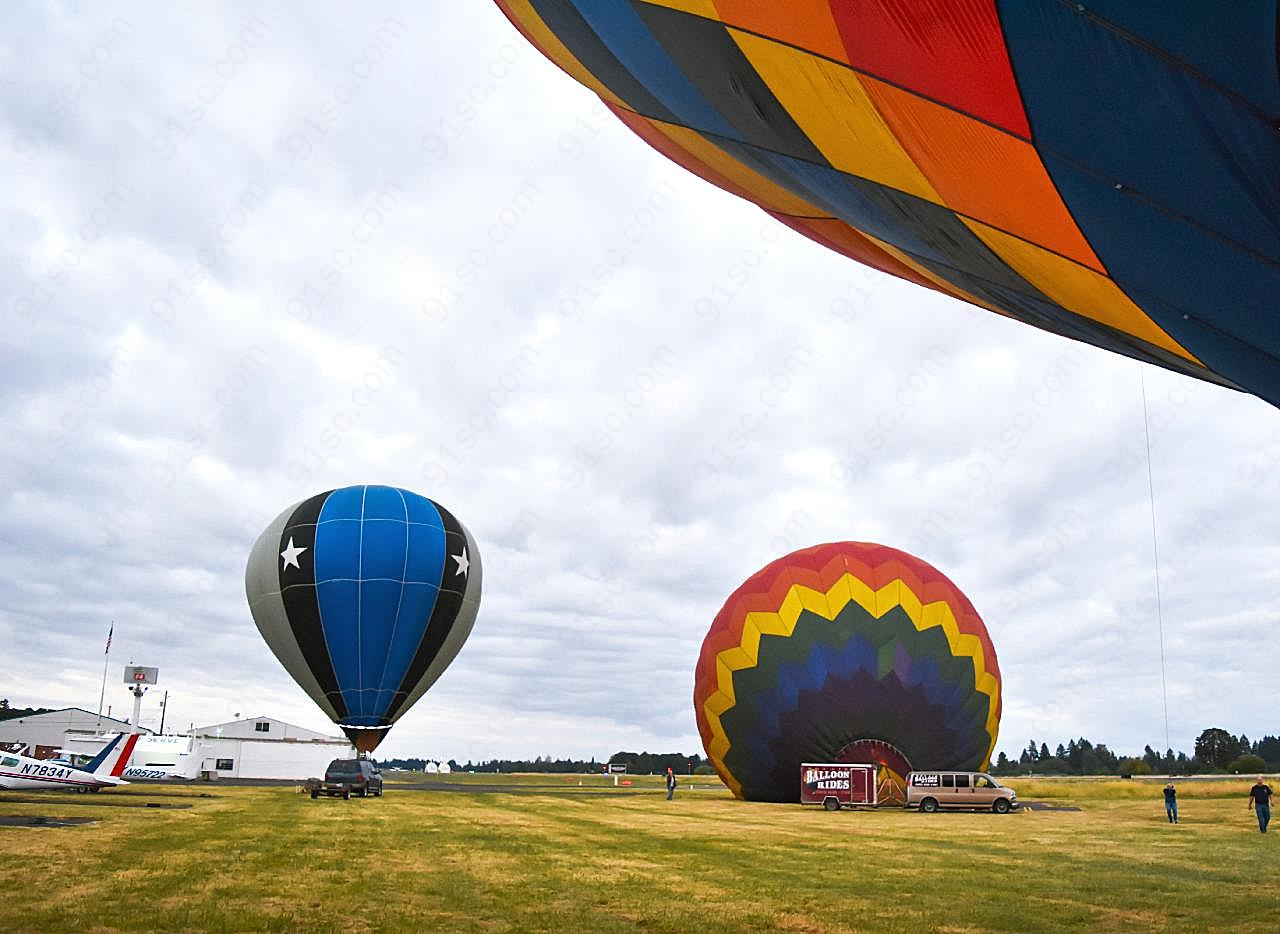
{"left": 0, "top": 733, "right": 139, "bottom": 792}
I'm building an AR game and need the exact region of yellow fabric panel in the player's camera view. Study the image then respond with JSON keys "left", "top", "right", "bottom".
{"left": 642, "top": 118, "right": 824, "bottom": 217}
{"left": 501, "top": 1, "right": 627, "bottom": 108}
{"left": 729, "top": 29, "right": 940, "bottom": 204}
{"left": 963, "top": 218, "right": 1200, "bottom": 363}
{"left": 874, "top": 579, "right": 902, "bottom": 618}
{"left": 798, "top": 584, "right": 832, "bottom": 618}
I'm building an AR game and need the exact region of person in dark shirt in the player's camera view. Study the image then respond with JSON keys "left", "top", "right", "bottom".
{"left": 1163, "top": 782, "right": 1178, "bottom": 824}
{"left": 1248, "top": 777, "right": 1272, "bottom": 833}
{"left": 665, "top": 766, "right": 677, "bottom": 801}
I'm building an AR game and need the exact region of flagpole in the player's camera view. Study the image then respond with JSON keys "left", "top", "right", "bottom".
{"left": 96, "top": 622, "right": 113, "bottom": 730}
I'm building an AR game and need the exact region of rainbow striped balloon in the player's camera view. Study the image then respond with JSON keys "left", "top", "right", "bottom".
{"left": 694, "top": 542, "right": 1001, "bottom": 802}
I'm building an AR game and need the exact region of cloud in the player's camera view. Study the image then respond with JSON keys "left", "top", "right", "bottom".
{"left": 4, "top": 2, "right": 1279, "bottom": 764}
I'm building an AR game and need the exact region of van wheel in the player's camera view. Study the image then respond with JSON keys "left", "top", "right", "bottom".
{"left": 993, "top": 798, "right": 1011, "bottom": 814}
{"left": 823, "top": 797, "right": 841, "bottom": 811}
{"left": 920, "top": 798, "right": 939, "bottom": 813}
{"left": 343, "top": 789, "right": 351, "bottom": 800}
{"left": 310, "top": 790, "right": 318, "bottom": 799}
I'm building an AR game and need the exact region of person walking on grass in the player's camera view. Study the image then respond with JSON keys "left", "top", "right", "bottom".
{"left": 1163, "top": 782, "right": 1178, "bottom": 824}
{"left": 665, "top": 766, "right": 677, "bottom": 801}
{"left": 1248, "top": 776, "right": 1272, "bottom": 833}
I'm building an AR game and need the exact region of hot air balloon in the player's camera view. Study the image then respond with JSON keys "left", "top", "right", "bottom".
{"left": 694, "top": 542, "right": 1000, "bottom": 802}
{"left": 497, "top": 2, "right": 1280, "bottom": 408}
{"left": 245, "top": 485, "right": 481, "bottom": 753}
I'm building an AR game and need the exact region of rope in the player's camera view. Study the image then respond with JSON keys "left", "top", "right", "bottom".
{"left": 1139, "top": 365, "right": 1171, "bottom": 753}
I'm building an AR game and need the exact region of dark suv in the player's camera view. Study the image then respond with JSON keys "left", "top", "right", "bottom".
{"left": 311, "top": 758, "right": 383, "bottom": 799}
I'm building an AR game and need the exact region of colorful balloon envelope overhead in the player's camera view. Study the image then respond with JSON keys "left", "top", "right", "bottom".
{"left": 694, "top": 542, "right": 1001, "bottom": 802}
{"left": 497, "top": 1, "right": 1280, "bottom": 408}
{"left": 245, "top": 485, "right": 481, "bottom": 753}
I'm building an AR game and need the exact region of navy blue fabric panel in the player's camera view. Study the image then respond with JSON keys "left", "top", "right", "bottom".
{"left": 1080, "top": 1, "right": 1280, "bottom": 115}
{"left": 1115, "top": 287, "right": 1280, "bottom": 410}
{"left": 998, "top": 0, "right": 1280, "bottom": 267}
{"left": 565, "top": 0, "right": 741, "bottom": 139}
{"left": 526, "top": 0, "right": 679, "bottom": 124}
{"left": 1038, "top": 153, "right": 1280, "bottom": 404}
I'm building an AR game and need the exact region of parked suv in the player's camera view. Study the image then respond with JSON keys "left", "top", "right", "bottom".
{"left": 906, "top": 771, "right": 1017, "bottom": 813}
{"left": 311, "top": 759, "right": 383, "bottom": 799}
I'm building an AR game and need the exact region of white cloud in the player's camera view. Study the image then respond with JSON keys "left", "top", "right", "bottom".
{"left": 4, "top": 2, "right": 1278, "bottom": 765}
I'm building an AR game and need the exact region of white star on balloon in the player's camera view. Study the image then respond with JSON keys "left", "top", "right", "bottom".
{"left": 280, "top": 537, "right": 308, "bottom": 570}
{"left": 452, "top": 547, "right": 469, "bottom": 577}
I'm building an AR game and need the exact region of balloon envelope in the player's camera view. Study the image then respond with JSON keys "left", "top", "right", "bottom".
{"left": 694, "top": 542, "right": 1001, "bottom": 802}
{"left": 245, "top": 485, "right": 481, "bottom": 752}
{"left": 497, "top": 1, "right": 1280, "bottom": 407}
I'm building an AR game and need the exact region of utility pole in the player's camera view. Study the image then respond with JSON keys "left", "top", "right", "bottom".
{"left": 158, "top": 690, "right": 169, "bottom": 734}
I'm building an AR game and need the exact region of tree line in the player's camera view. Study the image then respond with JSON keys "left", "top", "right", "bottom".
{"left": 376, "top": 751, "right": 709, "bottom": 775}
{"left": 992, "top": 728, "right": 1279, "bottom": 776}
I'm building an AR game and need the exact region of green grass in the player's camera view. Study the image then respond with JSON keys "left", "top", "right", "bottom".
{"left": 0, "top": 775, "right": 1274, "bottom": 932}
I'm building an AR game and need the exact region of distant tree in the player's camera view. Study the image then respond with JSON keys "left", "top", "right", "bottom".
{"left": 1039, "top": 742, "right": 1051, "bottom": 761}
{"left": 1036, "top": 757, "right": 1071, "bottom": 774}
{"left": 0, "top": 698, "right": 8, "bottom": 710}
{"left": 1194, "top": 728, "right": 1241, "bottom": 771}
{"left": 1117, "top": 758, "right": 1151, "bottom": 776}
{"left": 694, "top": 764, "right": 716, "bottom": 775}
{"left": 1142, "top": 745, "right": 1162, "bottom": 771}
{"left": 1056, "top": 743, "right": 1067, "bottom": 760}
{"left": 995, "top": 751, "right": 1011, "bottom": 773}
{"left": 1255, "top": 736, "right": 1280, "bottom": 766}
{"left": 1226, "top": 754, "right": 1267, "bottom": 775}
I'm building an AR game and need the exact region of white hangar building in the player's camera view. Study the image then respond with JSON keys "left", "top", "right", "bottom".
{"left": 2, "top": 710, "right": 353, "bottom": 781}
{"left": 0, "top": 707, "right": 147, "bottom": 759}
{"left": 192, "top": 716, "right": 355, "bottom": 780}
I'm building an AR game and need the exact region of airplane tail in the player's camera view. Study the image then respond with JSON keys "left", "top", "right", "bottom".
{"left": 85, "top": 733, "right": 141, "bottom": 782}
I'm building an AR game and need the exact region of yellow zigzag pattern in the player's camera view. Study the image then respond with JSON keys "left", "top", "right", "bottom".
{"left": 704, "top": 575, "right": 1001, "bottom": 798}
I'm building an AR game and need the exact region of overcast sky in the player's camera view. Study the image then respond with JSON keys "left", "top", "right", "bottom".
{"left": 4, "top": 3, "right": 1278, "bottom": 765}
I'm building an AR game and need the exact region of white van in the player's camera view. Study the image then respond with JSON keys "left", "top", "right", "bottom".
{"left": 906, "top": 771, "right": 1017, "bottom": 813}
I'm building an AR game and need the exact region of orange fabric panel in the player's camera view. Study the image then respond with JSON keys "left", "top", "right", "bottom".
{"left": 712, "top": 0, "right": 850, "bottom": 63}
{"left": 861, "top": 76, "right": 1105, "bottom": 273}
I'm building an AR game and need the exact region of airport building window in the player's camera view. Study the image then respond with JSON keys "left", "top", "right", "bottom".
{"left": 254, "top": 722, "right": 270, "bottom": 733}
{"left": 216, "top": 758, "right": 234, "bottom": 771}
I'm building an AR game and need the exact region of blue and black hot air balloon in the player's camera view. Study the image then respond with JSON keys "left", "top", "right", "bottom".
{"left": 245, "top": 485, "right": 481, "bottom": 753}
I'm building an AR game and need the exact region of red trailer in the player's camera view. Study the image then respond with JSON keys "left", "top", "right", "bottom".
{"left": 799, "top": 763, "right": 877, "bottom": 810}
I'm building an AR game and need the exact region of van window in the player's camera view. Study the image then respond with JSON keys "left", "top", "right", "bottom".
{"left": 912, "top": 773, "right": 939, "bottom": 787}
{"left": 975, "top": 775, "right": 995, "bottom": 788}
{"left": 942, "top": 774, "right": 955, "bottom": 787}
{"left": 956, "top": 774, "right": 970, "bottom": 788}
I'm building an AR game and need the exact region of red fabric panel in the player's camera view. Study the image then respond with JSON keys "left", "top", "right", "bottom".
{"left": 826, "top": 0, "right": 1031, "bottom": 138}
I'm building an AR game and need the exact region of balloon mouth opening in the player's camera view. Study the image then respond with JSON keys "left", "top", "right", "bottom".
{"left": 341, "top": 725, "right": 391, "bottom": 754}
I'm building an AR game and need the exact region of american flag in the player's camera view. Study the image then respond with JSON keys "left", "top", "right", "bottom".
{"left": 104, "top": 623, "right": 113, "bottom": 655}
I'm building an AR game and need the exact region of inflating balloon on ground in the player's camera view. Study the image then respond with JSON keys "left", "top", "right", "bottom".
{"left": 694, "top": 542, "right": 1001, "bottom": 802}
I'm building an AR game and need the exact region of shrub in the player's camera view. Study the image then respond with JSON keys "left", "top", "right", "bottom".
{"left": 1117, "top": 758, "right": 1152, "bottom": 776}
{"left": 1226, "top": 754, "right": 1267, "bottom": 774}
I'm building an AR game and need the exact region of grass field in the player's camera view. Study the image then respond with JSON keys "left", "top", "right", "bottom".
{"left": 0, "top": 774, "right": 1274, "bottom": 932}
